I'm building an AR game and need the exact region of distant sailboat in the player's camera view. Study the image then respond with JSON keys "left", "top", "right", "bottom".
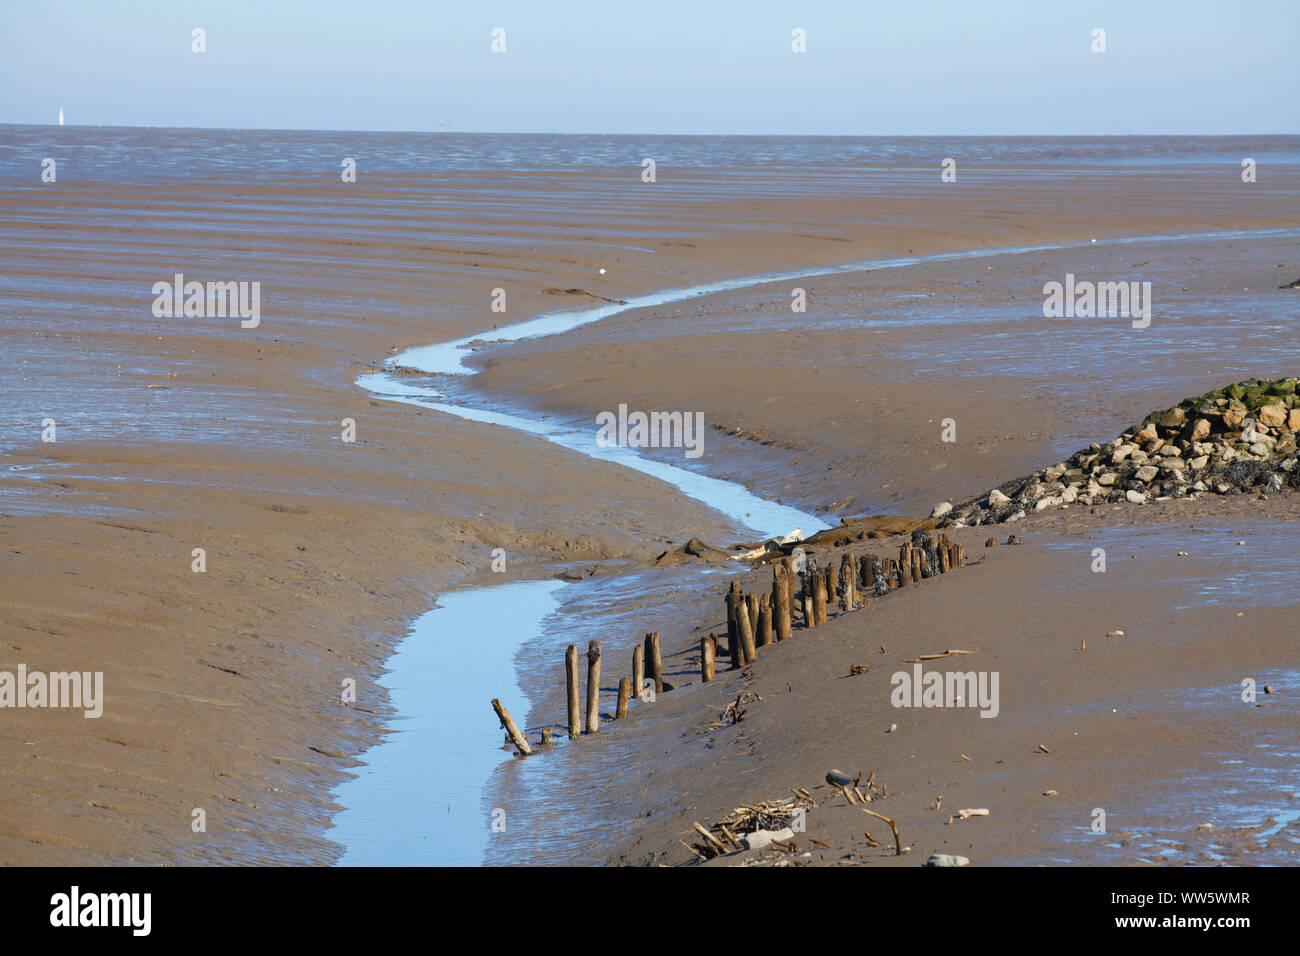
{"left": 58, "top": 108, "right": 64, "bottom": 126}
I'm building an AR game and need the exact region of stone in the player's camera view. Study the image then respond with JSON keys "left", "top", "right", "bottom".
{"left": 1111, "top": 444, "right": 1137, "bottom": 464}
{"left": 1259, "top": 404, "right": 1287, "bottom": 428}
{"left": 744, "top": 827, "right": 794, "bottom": 851}
{"left": 930, "top": 501, "right": 953, "bottom": 518}
{"left": 1189, "top": 455, "right": 1210, "bottom": 470}
{"left": 1135, "top": 422, "right": 1159, "bottom": 446}
{"left": 1125, "top": 490, "right": 1146, "bottom": 503}
{"left": 1006, "top": 534, "right": 1021, "bottom": 545}
{"left": 1223, "top": 400, "right": 1248, "bottom": 429}
{"left": 1153, "top": 406, "right": 1186, "bottom": 429}
{"left": 1134, "top": 465, "right": 1159, "bottom": 483}
{"left": 825, "top": 769, "right": 853, "bottom": 788}
{"left": 1188, "top": 418, "right": 1212, "bottom": 441}
{"left": 1061, "top": 487, "right": 1078, "bottom": 503}
{"left": 988, "top": 489, "right": 1011, "bottom": 507}
{"left": 1249, "top": 442, "right": 1271, "bottom": 457}
{"left": 924, "top": 853, "right": 970, "bottom": 867}
{"left": 1290, "top": 408, "right": 1300, "bottom": 431}
{"left": 1097, "top": 472, "right": 1118, "bottom": 487}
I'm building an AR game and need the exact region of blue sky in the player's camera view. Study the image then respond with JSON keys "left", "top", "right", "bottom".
{"left": 1, "top": 0, "right": 1296, "bottom": 134}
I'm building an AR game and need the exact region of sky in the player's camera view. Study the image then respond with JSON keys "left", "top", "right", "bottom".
{"left": 1, "top": 0, "right": 1297, "bottom": 135}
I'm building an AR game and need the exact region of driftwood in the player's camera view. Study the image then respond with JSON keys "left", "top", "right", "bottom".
{"left": 491, "top": 698, "right": 532, "bottom": 756}
{"left": 861, "top": 808, "right": 902, "bottom": 855}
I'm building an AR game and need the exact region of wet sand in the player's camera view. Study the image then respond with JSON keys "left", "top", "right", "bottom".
{"left": 2, "top": 130, "right": 1297, "bottom": 864}
{"left": 487, "top": 499, "right": 1299, "bottom": 866}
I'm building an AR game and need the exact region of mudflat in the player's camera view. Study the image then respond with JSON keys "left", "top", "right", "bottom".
{"left": 2, "top": 128, "right": 1296, "bottom": 864}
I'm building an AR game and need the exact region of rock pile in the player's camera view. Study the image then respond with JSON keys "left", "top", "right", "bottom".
{"left": 934, "top": 377, "right": 1300, "bottom": 527}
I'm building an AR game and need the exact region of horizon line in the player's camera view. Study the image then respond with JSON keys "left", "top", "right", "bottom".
{"left": 4, "top": 122, "right": 1299, "bottom": 138}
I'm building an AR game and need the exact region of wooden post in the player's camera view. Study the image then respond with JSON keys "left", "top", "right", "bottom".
{"left": 954, "top": 543, "right": 964, "bottom": 568}
{"left": 840, "top": 553, "right": 857, "bottom": 608}
{"left": 911, "top": 548, "right": 923, "bottom": 584}
{"left": 812, "top": 571, "right": 828, "bottom": 626}
{"left": 492, "top": 698, "right": 532, "bottom": 755}
{"left": 632, "top": 645, "right": 644, "bottom": 701}
{"left": 783, "top": 555, "right": 797, "bottom": 615}
{"left": 827, "top": 558, "right": 839, "bottom": 602}
{"left": 756, "top": 594, "right": 773, "bottom": 647}
{"left": 645, "top": 631, "right": 664, "bottom": 694}
{"left": 540, "top": 728, "right": 554, "bottom": 746}
{"left": 773, "top": 565, "right": 792, "bottom": 641}
{"left": 585, "top": 641, "right": 602, "bottom": 734}
{"left": 615, "top": 677, "right": 631, "bottom": 719}
{"left": 726, "top": 582, "right": 742, "bottom": 668}
{"left": 726, "top": 580, "right": 740, "bottom": 656}
{"left": 701, "top": 634, "right": 716, "bottom": 682}
{"left": 565, "top": 644, "right": 581, "bottom": 740}
{"left": 801, "top": 563, "right": 817, "bottom": 629}
{"left": 746, "top": 593, "right": 760, "bottom": 638}
{"left": 938, "top": 538, "right": 951, "bottom": 573}
{"left": 736, "top": 603, "right": 757, "bottom": 664}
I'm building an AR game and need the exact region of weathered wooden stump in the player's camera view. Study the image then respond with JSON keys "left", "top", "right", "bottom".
{"left": 615, "top": 676, "right": 631, "bottom": 719}
{"left": 585, "top": 641, "right": 602, "bottom": 734}
{"left": 645, "top": 631, "right": 664, "bottom": 694}
{"left": 757, "top": 593, "right": 773, "bottom": 647}
{"left": 492, "top": 698, "right": 532, "bottom": 756}
{"left": 565, "top": 644, "right": 581, "bottom": 740}
{"left": 632, "top": 644, "right": 645, "bottom": 701}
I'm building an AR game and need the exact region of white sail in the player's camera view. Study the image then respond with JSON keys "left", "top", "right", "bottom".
{"left": 58, "top": 108, "right": 64, "bottom": 126}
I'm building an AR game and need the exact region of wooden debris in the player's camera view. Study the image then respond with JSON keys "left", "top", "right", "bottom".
{"left": 692, "top": 822, "right": 729, "bottom": 855}
{"left": 861, "top": 808, "right": 902, "bottom": 856}
{"left": 491, "top": 698, "right": 532, "bottom": 756}
{"left": 904, "top": 649, "right": 975, "bottom": 663}
{"left": 678, "top": 839, "right": 707, "bottom": 861}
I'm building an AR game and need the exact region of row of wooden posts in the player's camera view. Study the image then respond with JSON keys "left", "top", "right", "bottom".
{"left": 493, "top": 532, "right": 965, "bottom": 756}
{"left": 714, "top": 531, "right": 964, "bottom": 671}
